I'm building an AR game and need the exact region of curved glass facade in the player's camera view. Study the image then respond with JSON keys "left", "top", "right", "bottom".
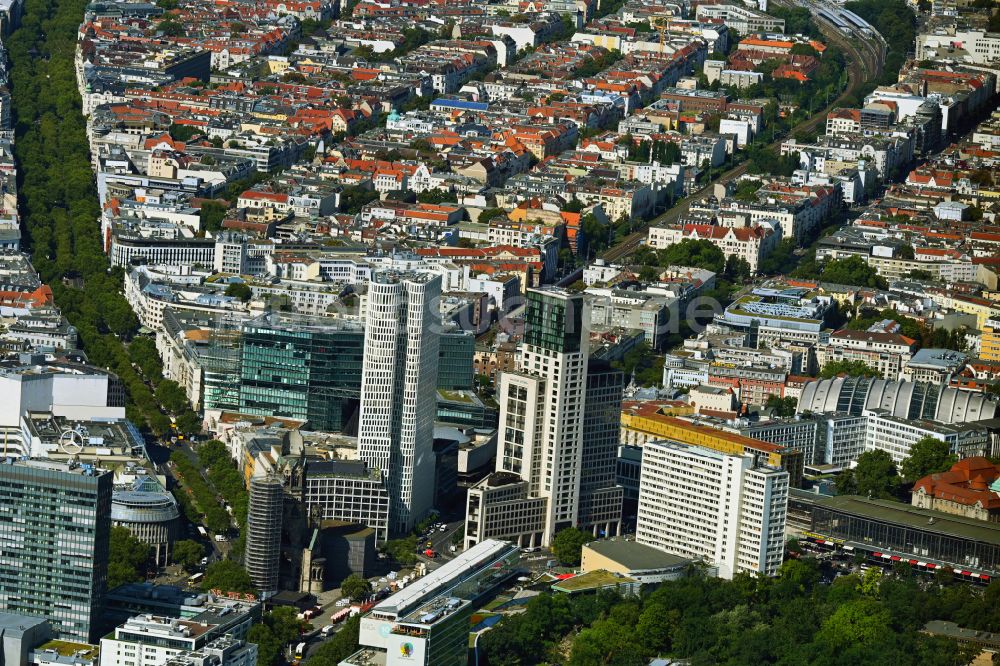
{"left": 798, "top": 378, "right": 999, "bottom": 423}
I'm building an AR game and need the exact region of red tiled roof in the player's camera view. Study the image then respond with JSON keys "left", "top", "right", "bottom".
{"left": 913, "top": 457, "right": 1000, "bottom": 509}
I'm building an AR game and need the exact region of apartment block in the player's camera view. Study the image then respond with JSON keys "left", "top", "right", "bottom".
{"left": 635, "top": 441, "right": 788, "bottom": 579}
{"left": 647, "top": 223, "right": 779, "bottom": 273}
{"left": 981, "top": 319, "right": 1000, "bottom": 362}
{"left": 618, "top": 404, "right": 804, "bottom": 486}
{"left": 100, "top": 595, "right": 260, "bottom": 666}
{"left": 816, "top": 329, "right": 918, "bottom": 380}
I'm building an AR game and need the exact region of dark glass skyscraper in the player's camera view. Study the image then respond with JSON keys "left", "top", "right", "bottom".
{"left": 0, "top": 459, "right": 112, "bottom": 642}
{"left": 523, "top": 289, "right": 583, "bottom": 354}
{"left": 235, "top": 313, "right": 472, "bottom": 432}
{"left": 437, "top": 329, "right": 474, "bottom": 391}
{"left": 238, "top": 313, "right": 365, "bottom": 431}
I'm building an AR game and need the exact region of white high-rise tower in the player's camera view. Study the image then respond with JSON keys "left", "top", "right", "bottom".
{"left": 635, "top": 441, "right": 788, "bottom": 579}
{"left": 464, "top": 287, "right": 622, "bottom": 549}
{"left": 358, "top": 272, "right": 441, "bottom": 536}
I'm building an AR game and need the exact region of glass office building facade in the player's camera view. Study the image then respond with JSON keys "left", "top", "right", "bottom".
{"left": 0, "top": 460, "right": 112, "bottom": 642}
{"left": 201, "top": 323, "right": 243, "bottom": 413}
{"left": 238, "top": 314, "right": 365, "bottom": 431}
{"left": 523, "top": 289, "right": 583, "bottom": 354}
{"left": 234, "top": 313, "right": 474, "bottom": 432}
{"left": 437, "top": 330, "right": 474, "bottom": 391}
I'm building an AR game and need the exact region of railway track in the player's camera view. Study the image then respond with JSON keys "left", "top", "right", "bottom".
{"left": 598, "top": 4, "right": 884, "bottom": 264}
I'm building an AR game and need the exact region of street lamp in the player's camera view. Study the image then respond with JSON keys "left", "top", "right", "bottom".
{"left": 474, "top": 626, "right": 494, "bottom": 666}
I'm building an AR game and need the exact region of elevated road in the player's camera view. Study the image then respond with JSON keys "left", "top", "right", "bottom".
{"left": 599, "top": 5, "right": 885, "bottom": 264}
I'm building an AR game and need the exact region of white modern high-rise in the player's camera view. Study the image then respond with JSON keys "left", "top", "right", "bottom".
{"left": 636, "top": 441, "right": 788, "bottom": 579}
{"left": 464, "top": 288, "right": 622, "bottom": 549}
{"left": 502, "top": 288, "right": 588, "bottom": 538}
{"left": 358, "top": 272, "right": 441, "bottom": 536}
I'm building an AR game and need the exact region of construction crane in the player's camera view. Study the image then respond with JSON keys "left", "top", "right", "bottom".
{"left": 654, "top": 18, "right": 671, "bottom": 56}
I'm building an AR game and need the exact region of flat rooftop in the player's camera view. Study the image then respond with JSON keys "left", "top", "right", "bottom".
{"left": 924, "top": 621, "right": 1000, "bottom": 647}
{"left": 816, "top": 495, "right": 1000, "bottom": 547}
{"left": 34, "top": 640, "right": 101, "bottom": 662}
{"left": 866, "top": 409, "right": 988, "bottom": 435}
{"left": 645, "top": 415, "right": 787, "bottom": 455}
{"left": 106, "top": 582, "right": 209, "bottom": 608}
{"left": 0, "top": 457, "right": 110, "bottom": 477}
{"left": 373, "top": 539, "right": 516, "bottom": 618}
{"left": 552, "top": 570, "right": 637, "bottom": 593}
{"left": 341, "top": 647, "right": 388, "bottom": 666}
{"left": 399, "top": 595, "right": 470, "bottom": 627}
{"left": 437, "top": 389, "right": 480, "bottom": 404}
{"left": 584, "top": 540, "right": 691, "bottom": 571}
{"left": 908, "top": 348, "right": 967, "bottom": 368}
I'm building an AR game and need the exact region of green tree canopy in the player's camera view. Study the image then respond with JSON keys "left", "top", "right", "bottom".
{"left": 169, "top": 123, "right": 201, "bottom": 142}
{"left": 128, "top": 336, "right": 163, "bottom": 383}
{"left": 836, "top": 449, "right": 900, "bottom": 499}
{"left": 225, "top": 282, "right": 253, "bottom": 302}
{"left": 477, "top": 565, "right": 977, "bottom": 665}
{"left": 340, "top": 186, "right": 379, "bottom": 214}
{"left": 844, "top": 0, "right": 916, "bottom": 86}
{"left": 847, "top": 307, "right": 923, "bottom": 342}
{"left": 380, "top": 535, "right": 418, "bottom": 565}
{"left": 201, "top": 560, "right": 255, "bottom": 594}
{"left": 341, "top": 573, "right": 373, "bottom": 602}
{"left": 901, "top": 437, "right": 957, "bottom": 483}
{"left": 769, "top": 5, "right": 820, "bottom": 36}
{"left": 248, "top": 607, "right": 309, "bottom": 666}
{"left": 816, "top": 599, "right": 892, "bottom": 651}
{"left": 155, "top": 379, "right": 189, "bottom": 414}
{"left": 416, "top": 189, "right": 458, "bottom": 204}
{"left": 197, "top": 440, "right": 249, "bottom": 531}
{"left": 819, "top": 359, "right": 881, "bottom": 379}
{"left": 478, "top": 207, "right": 507, "bottom": 223}
{"left": 733, "top": 179, "right": 762, "bottom": 202}
{"left": 199, "top": 200, "right": 229, "bottom": 234}
{"left": 657, "top": 238, "right": 726, "bottom": 274}
{"left": 820, "top": 256, "right": 889, "bottom": 289}
{"left": 6, "top": 0, "right": 207, "bottom": 438}
{"left": 612, "top": 343, "right": 665, "bottom": 388}
{"left": 108, "top": 526, "right": 151, "bottom": 589}
{"left": 765, "top": 395, "right": 798, "bottom": 417}
{"left": 552, "top": 527, "right": 592, "bottom": 566}
{"left": 157, "top": 19, "right": 184, "bottom": 36}
{"left": 305, "top": 615, "right": 361, "bottom": 665}
{"left": 172, "top": 539, "right": 204, "bottom": 571}
{"left": 570, "top": 613, "right": 646, "bottom": 665}
{"left": 790, "top": 43, "right": 818, "bottom": 56}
